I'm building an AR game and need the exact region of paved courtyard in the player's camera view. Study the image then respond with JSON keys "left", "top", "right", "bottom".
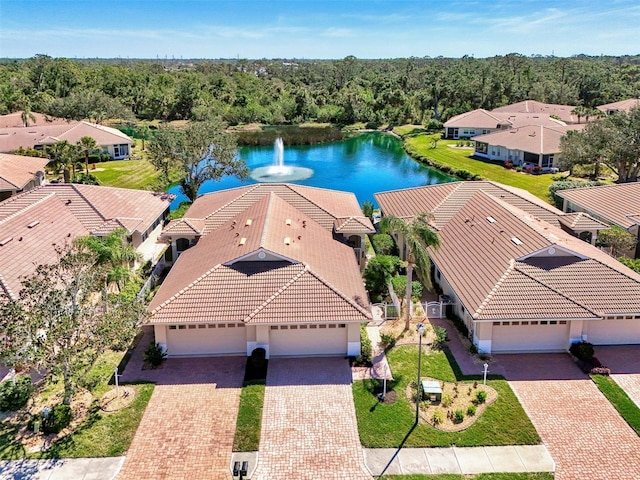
{"left": 499, "top": 353, "right": 640, "bottom": 480}
{"left": 597, "top": 345, "right": 640, "bottom": 408}
{"left": 252, "top": 357, "right": 371, "bottom": 480}
{"left": 116, "top": 356, "right": 245, "bottom": 480}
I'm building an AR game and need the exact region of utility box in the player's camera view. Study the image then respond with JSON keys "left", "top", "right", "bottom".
{"left": 421, "top": 380, "right": 442, "bottom": 402}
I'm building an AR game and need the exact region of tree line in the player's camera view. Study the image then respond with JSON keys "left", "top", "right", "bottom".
{"left": 1, "top": 54, "right": 639, "bottom": 126}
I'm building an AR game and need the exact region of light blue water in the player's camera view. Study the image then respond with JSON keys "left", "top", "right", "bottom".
{"left": 168, "top": 132, "right": 456, "bottom": 208}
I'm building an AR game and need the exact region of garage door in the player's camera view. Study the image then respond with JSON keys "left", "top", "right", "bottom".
{"left": 166, "top": 323, "right": 246, "bottom": 356}
{"left": 270, "top": 324, "right": 347, "bottom": 357}
{"left": 491, "top": 321, "right": 569, "bottom": 353}
{"left": 588, "top": 318, "right": 640, "bottom": 345}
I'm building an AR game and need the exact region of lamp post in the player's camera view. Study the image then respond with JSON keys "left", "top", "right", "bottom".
{"left": 416, "top": 322, "right": 426, "bottom": 424}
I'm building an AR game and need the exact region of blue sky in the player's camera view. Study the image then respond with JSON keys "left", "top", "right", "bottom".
{"left": 1, "top": 0, "right": 639, "bottom": 59}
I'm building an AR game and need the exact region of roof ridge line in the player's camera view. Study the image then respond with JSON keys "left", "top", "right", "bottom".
{"left": 67, "top": 184, "right": 107, "bottom": 222}
{"left": 514, "top": 262, "right": 599, "bottom": 316}
{"left": 260, "top": 192, "right": 275, "bottom": 247}
{"left": 202, "top": 184, "right": 261, "bottom": 223}
{"left": 0, "top": 192, "right": 56, "bottom": 226}
{"left": 245, "top": 263, "right": 309, "bottom": 321}
{"left": 303, "top": 266, "right": 372, "bottom": 317}
{"left": 149, "top": 264, "right": 224, "bottom": 315}
{"left": 286, "top": 184, "right": 337, "bottom": 219}
{"left": 474, "top": 259, "right": 516, "bottom": 317}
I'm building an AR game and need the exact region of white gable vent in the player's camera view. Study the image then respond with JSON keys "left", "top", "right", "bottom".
{"left": 511, "top": 237, "right": 523, "bottom": 246}
{"left": 486, "top": 216, "right": 496, "bottom": 223}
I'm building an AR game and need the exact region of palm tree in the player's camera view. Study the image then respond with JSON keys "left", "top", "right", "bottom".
{"left": 77, "top": 136, "right": 98, "bottom": 175}
{"left": 380, "top": 212, "right": 440, "bottom": 330}
{"left": 46, "top": 141, "right": 78, "bottom": 183}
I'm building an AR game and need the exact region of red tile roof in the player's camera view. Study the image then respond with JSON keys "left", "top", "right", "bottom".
{"left": 492, "top": 100, "right": 579, "bottom": 124}
{"left": 148, "top": 187, "right": 371, "bottom": 325}
{"left": 556, "top": 182, "right": 640, "bottom": 230}
{"left": 0, "top": 194, "right": 90, "bottom": 298}
{"left": 597, "top": 99, "right": 640, "bottom": 114}
{"left": 0, "top": 111, "right": 71, "bottom": 128}
{"left": 472, "top": 124, "right": 584, "bottom": 155}
{"left": 0, "top": 121, "right": 131, "bottom": 153}
{"left": 0, "top": 154, "right": 48, "bottom": 191}
{"left": 376, "top": 182, "right": 640, "bottom": 321}
{"left": 0, "top": 184, "right": 173, "bottom": 235}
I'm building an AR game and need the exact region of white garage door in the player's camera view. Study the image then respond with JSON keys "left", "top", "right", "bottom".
{"left": 270, "top": 324, "right": 347, "bottom": 357}
{"left": 587, "top": 318, "right": 640, "bottom": 345}
{"left": 491, "top": 321, "right": 569, "bottom": 353}
{"left": 166, "top": 323, "right": 246, "bottom": 356}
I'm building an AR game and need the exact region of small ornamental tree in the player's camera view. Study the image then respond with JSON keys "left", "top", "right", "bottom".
{"left": 0, "top": 244, "right": 145, "bottom": 405}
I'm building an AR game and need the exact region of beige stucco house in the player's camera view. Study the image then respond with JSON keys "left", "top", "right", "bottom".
{"left": 376, "top": 182, "right": 639, "bottom": 354}
{"left": 148, "top": 183, "right": 374, "bottom": 358}
{"left": 0, "top": 116, "right": 133, "bottom": 160}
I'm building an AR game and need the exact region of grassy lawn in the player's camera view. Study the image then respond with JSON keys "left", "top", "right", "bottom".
{"left": 591, "top": 374, "right": 640, "bottom": 436}
{"left": 353, "top": 345, "right": 540, "bottom": 448}
{"left": 403, "top": 133, "right": 558, "bottom": 202}
{"left": 92, "top": 159, "right": 161, "bottom": 190}
{"left": 0, "top": 349, "right": 153, "bottom": 459}
{"left": 380, "top": 473, "right": 554, "bottom": 480}
{"left": 233, "top": 383, "right": 265, "bottom": 452}
{"left": 41, "top": 383, "right": 153, "bottom": 458}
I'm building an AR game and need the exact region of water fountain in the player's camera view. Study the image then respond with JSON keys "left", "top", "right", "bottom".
{"left": 250, "top": 138, "right": 314, "bottom": 183}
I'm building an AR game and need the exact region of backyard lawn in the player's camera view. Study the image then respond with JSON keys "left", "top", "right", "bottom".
{"left": 92, "top": 159, "right": 160, "bottom": 190}
{"left": 403, "top": 133, "right": 559, "bottom": 202}
{"left": 353, "top": 345, "right": 540, "bottom": 448}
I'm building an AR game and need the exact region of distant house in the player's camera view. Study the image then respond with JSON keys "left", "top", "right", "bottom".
{"left": 0, "top": 116, "right": 133, "bottom": 160}
{"left": 375, "top": 182, "right": 640, "bottom": 354}
{"left": 557, "top": 182, "right": 640, "bottom": 259}
{"left": 597, "top": 99, "right": 640, "bottom": 115}
{"left": 443, "top": 108, "right": 567, "bottom": 140}
{"left": 491, "top": 100, "right": 581, "bottom": 124}
{"left": 472, "top": 124, "right": 585, "bottom": 170}
{"left": 0, "top": 184, "right": 173, "bottom": 299}
{"left": 148, "top": 183, "right": 374, "bottom": 358}
{"left": 0, "top": 111, "right": 71, "bottom": 128}
{"left": 0, "top": 153, "right": 48, "bottom": 201}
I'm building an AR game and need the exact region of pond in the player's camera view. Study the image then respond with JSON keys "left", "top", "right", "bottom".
{"left": 168, "top": 132, "right": 456, "bottom": 208}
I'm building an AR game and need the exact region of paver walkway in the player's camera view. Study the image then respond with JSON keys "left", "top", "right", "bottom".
{"left": 253, "top": 357, "right": 371, "bottom": 480}
{"left": 498, "top": 353, "right": 640, "bottom": 480}
{"left": 597, "top": 345, "right": 640, "bottom": 408}
{"left": 116, "top": 355, "right": 245, "bottom": 480}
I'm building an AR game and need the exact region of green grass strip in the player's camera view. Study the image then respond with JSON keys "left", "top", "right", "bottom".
{"left": 353, "top": 346, "right": 540, "bottom": 448}
{"left": 591, "top": 374, "right": 640, "bottom": 436}
{"left": 233, "top": 383, "right": 265, "bottom": 452}
{"left": 380, "top": 473, "right": 554, "bottom": 480}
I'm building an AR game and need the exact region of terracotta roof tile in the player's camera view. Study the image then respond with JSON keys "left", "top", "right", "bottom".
{"left": 558, "top": 212, "right": 610, "bottom": 231}
{"left": 0, "top": 154, "right": 48, "bottom": 191}
{"left": 334, "top": 216, "right": 375, "bottom": 234}
{"left": 492, "top": 100, "right": 580, "bottom": 124}
{"left": 162, "top": 218, "right": 206, "bottom": 236}
{"left": 557, "top": 182, "right": 640, "bottom": 230}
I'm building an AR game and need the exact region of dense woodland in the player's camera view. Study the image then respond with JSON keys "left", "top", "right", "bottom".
{"left": 1, "top": 54, "right": 639, "bottom": 127}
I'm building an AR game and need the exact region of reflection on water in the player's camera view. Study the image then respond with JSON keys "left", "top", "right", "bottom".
{"left": 168, "top": 132, "right": 455, "bottom": 208}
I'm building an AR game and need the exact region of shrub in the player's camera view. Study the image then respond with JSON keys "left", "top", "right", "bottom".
{"left": 476, "top": 390, "right": 487, "bottom": 404}
{"left": 454, "top": 409, "right": 465, "bottom": 423}
{"left": 467, "top": 404, "right": 477, "bottom": 416}
{"left": 432, "top": 410, "right": 444, "bottom": 425}
{"left": 42, "top": 404, "right": 72, "bottom": 434}
{"left": 144, "top": 342, "right": 167, "bottom": 367}
{"left": 447, "top": 310, "right": 469, "bottom": 338}
{"left": 434, "top": 326, "right": 448, "bottom": 348}
{"left": 363, "top": 255, "right": 402, "bottom": 302}
{"left": 0, "top": 375, "right": 33, "bottom": 412}
{"left": 379, "top": 333, "right": 396, "bottom": 351}
{"left": 569, "top": 341, "right": 594, "bottom": 362}
{"left": 355, "top": 324, "right": 372, "bottom": 365}
{"left": 441, "top": 394, "right": 453, "bottom": 408}
{"left": 371, "top": 234, "right": 398, "bottom": 256}
{"left": 549, "top": 180, "right": 602, "bottom": 208}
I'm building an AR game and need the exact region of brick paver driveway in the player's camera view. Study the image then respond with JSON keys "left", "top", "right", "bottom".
{"left": 499, "top": 353, "right": 640, "bottom": 480}
{"left": 597, "top": 345, "right": 640, "bottom": 408}
{"left": 253, "top": 357, "right": 371, "bottom": 480}
{"left": 117, "top": 356, "right": 245, "bottom": 480}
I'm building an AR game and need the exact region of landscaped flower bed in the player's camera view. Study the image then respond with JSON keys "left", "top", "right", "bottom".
{"left": 406, "top": 377, "right": 498, "bottom": 432}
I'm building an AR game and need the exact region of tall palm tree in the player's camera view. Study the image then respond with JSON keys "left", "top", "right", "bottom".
{"left": 46, "top": 140, "right": 78, "bottom": 183}
{"left": 77, "top": 136, "right": 98, "bottom": 175}
{"left": 380, "top": 212, "right": 440, "bottom": 330}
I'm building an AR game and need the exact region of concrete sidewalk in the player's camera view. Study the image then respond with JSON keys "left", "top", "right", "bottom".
{"left": 0, "top": 457, "right": 124, "bottom": 480}
{"left": 364, "top": 445, "right": 555, "bottom": 476}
